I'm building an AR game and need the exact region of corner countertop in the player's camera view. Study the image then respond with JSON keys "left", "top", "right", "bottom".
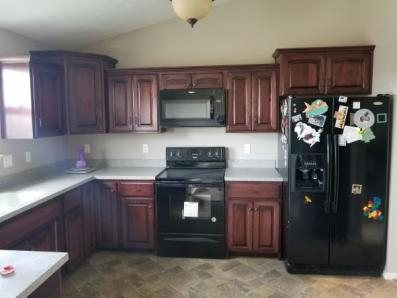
{"left": 0, "top": 250, "right": 68, "bottom": 298}
{"left": 225, "top": 167, "right": 283, "bottom": 182}
{"left": 0, "top": 167, "right": 164, "bottom": 224}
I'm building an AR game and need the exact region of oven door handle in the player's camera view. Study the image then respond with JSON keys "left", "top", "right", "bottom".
{"left": 163, "top": 237, "right": 219, "bottom": 243}
{"left": 156, "top": 181, "right": 224, "bottom": 188}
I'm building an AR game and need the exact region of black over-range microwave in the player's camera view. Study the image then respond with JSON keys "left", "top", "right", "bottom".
{"left": 159, "top": 89, "right": 226, "bottom": 127}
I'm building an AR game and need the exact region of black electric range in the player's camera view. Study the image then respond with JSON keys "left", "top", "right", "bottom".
{"left": 155, "top": 147, "right": 226, "bottom": 258}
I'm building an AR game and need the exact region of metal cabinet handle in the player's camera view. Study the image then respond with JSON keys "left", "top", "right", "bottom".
{"left": 254, "top": 208, "right": 259, "bottom": 212}
{"left": 148, "top": 205, "right": 152, "bottom": 209}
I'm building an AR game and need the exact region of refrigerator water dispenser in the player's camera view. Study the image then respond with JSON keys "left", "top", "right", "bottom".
{"left": 293, "top": 154, "right": 325, "bottom": 191}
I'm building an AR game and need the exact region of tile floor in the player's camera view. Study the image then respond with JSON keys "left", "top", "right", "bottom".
{"left": 63, "top": 251, "right": 397, "bottom": 298}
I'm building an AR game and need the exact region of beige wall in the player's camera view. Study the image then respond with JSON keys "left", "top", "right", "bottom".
{"left": 360, "top": 0, "right": 397, "bottom": 278}
{"left": 0, "top": 27, "right": 65, "bottom": 178}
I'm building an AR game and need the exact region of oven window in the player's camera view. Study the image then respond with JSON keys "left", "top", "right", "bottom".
{"left": 162, "top": 99, "right": 211, "bottom": 119}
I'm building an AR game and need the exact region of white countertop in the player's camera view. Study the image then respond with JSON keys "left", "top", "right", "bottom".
{"left": 0, "top": 250, "right": 68, "bottom": 298}
{"left": 0, "top": 167, "right": 164, "bottom": 224}
{"left": 225, "top": 167, "right": 283, "bottom": 182}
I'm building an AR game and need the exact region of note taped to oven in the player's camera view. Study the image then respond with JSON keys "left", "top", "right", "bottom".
{"left": 183, "top": 201, "right": 199, "bottom": 218}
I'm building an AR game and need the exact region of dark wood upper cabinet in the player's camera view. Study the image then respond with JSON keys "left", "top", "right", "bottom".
{"left": 0, "top": 56, "right": 64, "bottom": 139}
{"left": 30, "top": 51, "right": 117, "bottom": 134}
{"left": 226, "top": 66, "right": 279, "bottom": 133}
{"left": 159, "top": 72, "right": 191, "bottom": 89}
{"left": 252, "top": 70, "right": 279, "bottom": 131}
{"left": 108, "top": 75, "right": 133, "bottom": 132}
{"left": 96, "top": 181, "right": 120, "bottom": 249}
{"left": 227, "top": 199, "right": 253, "bottom": 253}
{"left": 226, "top": 71, "right": 252, "bottom": 132}
{"left": 273, "top": 46, "right": 374, "bottom": 95}
{"left": 133, "top": 74, "right": 159, "bottom": 132}
{"left": 192, "top": 72, "right": 223, "bottom": 88}
{"left": 326, "top": 52, "right": 372, "bottom": 94}
{"left": 226, "top": 182, "right": 281, "bottom": 257}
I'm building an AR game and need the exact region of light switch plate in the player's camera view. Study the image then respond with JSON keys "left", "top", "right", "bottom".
{"left": 143, "top": 144, "right": 149, "bottom": 154}
{"left": 84, "top": 144, "right": 91, "bottom": 154}
{"left": 3, "top": 155, "right": 13, "bottom": 168}
{"left": 244, "top": 144, "right": 251, "bottom": 154}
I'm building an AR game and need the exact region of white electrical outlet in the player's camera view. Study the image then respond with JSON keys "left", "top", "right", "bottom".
{"left": 25, "top": 151, "right": 31, "bottom": 163}
{"left": 244, "top": 144, "right": 251, "bottom": 154}
{"left": 142, "top": 144, "right": 149, "bottom": 154}
{"left": 3, "top": 155, "right": 13, "bottom": 168}
{"left": 84, "top": 144, "right": 91, "bottom": 154}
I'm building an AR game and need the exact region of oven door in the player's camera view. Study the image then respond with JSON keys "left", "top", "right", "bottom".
{"left": 156, "top": 182, "right": 225, "bottom": 234}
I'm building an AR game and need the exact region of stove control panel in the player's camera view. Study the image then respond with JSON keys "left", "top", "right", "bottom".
{"left": 166, "top": 147, "right": 225, "bottom": 162}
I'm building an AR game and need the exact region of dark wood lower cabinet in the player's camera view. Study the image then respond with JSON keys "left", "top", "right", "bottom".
{"left": 29, "top": 271, "right": 63, "bottom": 298}
{"left": 64, "top": 207, "right": 84, "bottom": 272}
{"left": 227, "top": 182, "right": 281, "bottom": 256}
{"left": 82, "top": 183, "right": 97, "bottom": 256}
{"left": 120, "top": 197, "right": 154, "bottom": 250}
{"left": 96, "top": 181, "right": 120, "bottom": 249}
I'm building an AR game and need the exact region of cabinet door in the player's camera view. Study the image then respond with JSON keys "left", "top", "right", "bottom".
{"left": 29, "top": 221, "right": 59, "bottom": 251}
{"left": 66, "top": 58, "right": 105, "bottom": 134}
{"left": 326, "top": 52, "right": 372, "bottom": 94}
{"left": 253, "top": 200, "right": 280, "bottom": 255}
{"left": 226, "top": 72, "right": 252, "bottom": 132}
{"left": 159, "top": 73, "right": 191, "bottom": 89}
{"left": 96, "top": 182, "right": 119, "bottom": 248}
{"left": 279, "top": 53, "right": 326, "bottom": 95}
{"left": 227, "top": 199, "right": 253, "bottom": 253}
{"left": 133, "top": 75, "right": 159, "bottom": 132}
{"left": 31, "top": 62, "right": 64, "bottom": 137}
{"left": 120, "top": 197, "right": 154, "bottom": 250}
{"left": 192, "top": 72, "right": 224, "bottom": 88}
{"left": 108, "top": 75, "right": 133, "bottom": 132}
{"left": 252, "top": 70, "right": 279, "bottom": 132}
{"left": 82, "top": 184, "right": 97, "bottom": 256}
{"left": 64, "top": 207, "right": 84, "bottom": 272}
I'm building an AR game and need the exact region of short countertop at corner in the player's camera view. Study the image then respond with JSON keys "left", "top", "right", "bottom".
{"left": 0, "top": 250, "right": 68, "bottom": 298}
{"left": 0, "top": 167, "right": 164, "bottom": 224}
{"left": 225, "top": 167, "right": 284, "bottom": 182}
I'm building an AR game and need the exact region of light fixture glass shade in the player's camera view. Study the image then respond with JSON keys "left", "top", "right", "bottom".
{"left": 172, "top": 0, "right": 213, "bottom": 27}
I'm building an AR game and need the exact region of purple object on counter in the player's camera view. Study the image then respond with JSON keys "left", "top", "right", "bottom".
{"left": 75, "top": 147, "right": 87, "bottom": 169}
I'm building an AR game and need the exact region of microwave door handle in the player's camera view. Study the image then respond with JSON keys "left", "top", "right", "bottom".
{"left": 210, "top": 97, "right": 215, "bottom": 119}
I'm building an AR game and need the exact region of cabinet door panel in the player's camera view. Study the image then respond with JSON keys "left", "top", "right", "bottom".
{"left": 159, "top": 73, "right": 191, "bottom": 90}
{"left": 326, "top": 52, "right": 372, "bottom": 94}
{"left": 252, "top": 70, "right": 278, "bottom": 132}
{"left": 29, "top": 222, "right": 59, "bottom": 252}
{"left": 192, "top": 72, "right": 224, "bottom": 88}
{"left": 108, "top": 75, "right": 133, "bottom": 132}
{"left": 67, "top": 58, "right": 104, "bottom": 134}
{"left": 226, "top": 72, "right": 252, "bottom": 132}
{"left": 121, "top": 197, "right": 154, "bottom": 250}
{"left": 227, "top": 199, "right": 253, "bottom": 253}
{"left": 64, "top": 207, "right": 84, "bottom": 272}
{"left": 280, "top": 54, "right": 326, "bottom": 95}
{"left": 31, "top": 62, "right": 64, "bottom": 137}
{"left": 96, "top": 182, "right": 119, "bottom": 248}
{"left": 253, "top": 201, "right": 280, "bottom": 255}
{"left": 133, "top": 75, "right": 159, "bottom": 132}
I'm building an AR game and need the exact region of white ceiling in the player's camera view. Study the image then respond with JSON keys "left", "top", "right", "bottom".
{"left": 0, "top": 0, "right": 229, "bottom": 49}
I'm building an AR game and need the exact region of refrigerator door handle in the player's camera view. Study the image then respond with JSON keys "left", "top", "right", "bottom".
{"left": 332, "top": 134, "right": 340, "bottom": 213}
{"left": 324, "top": 135, "right": 333, "bottom": 213}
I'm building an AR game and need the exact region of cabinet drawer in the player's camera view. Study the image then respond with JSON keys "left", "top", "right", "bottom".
{"left": 63, "top": 188, "right": 82, "bottom": 212}
{"left": 227, "top": 182, "right": 281, "bottom": 200}
{"left": 118, "top": 182, "right": 154, "bottom": 197}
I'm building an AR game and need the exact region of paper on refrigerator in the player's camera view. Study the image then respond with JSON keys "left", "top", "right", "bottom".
{"left": 342, "top": 125, "right": 362, "bottom": 144}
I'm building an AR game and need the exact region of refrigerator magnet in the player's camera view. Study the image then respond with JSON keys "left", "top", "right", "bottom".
{"left": 338, "top": 96, "right": 348, "bottom": 103}
{"left": 294, "top": 122, "right": 321, "bottom": 147}
{"left": 351, "top": 184, "right": 363, "bottom": 195}
{"left": 334, "top": 105, "right": 349, "bottom": 129}
{"left": 303, "top": 99, "right": 329, "bottom": 117}
{"left": 353, "top": 109, "right": 375, "bottom": 129}
{"left": 353, "top": 101, "right": 361, "bottom": 109}
{"left": 376, "top": 113, "right": 387, "bottom": 124}
{"left": 308, "top": 115, "right": 326, "bottom": 128}
{"left": 360, "top": 128, "right": 376, "bottom": 143}
{"left": 343, "top": 126, "right": 362, "bottom": 144}
{"left": 304, "top": 195, "right": 313, "bottom": 204}
{"left": 338, "top": 135, "right": 347, "bottom": 146}
{"left": 291, "top": 114, "right": 302, "bottom": 123}
{"left": 362, "top": 197, "right": 384, "bottom": 221}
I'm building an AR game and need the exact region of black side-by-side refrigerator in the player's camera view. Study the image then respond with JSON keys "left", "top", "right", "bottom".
{"left": 278, "top": 95, "right": 392, "bottom": 275}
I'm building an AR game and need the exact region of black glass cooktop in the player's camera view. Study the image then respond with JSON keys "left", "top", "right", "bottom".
{"left": 156, "top": 168, "right": 225, "bottom": 183}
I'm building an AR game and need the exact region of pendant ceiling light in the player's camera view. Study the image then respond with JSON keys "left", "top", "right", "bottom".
{"left": 170, "top": 0, "right": 215, "bottom": 28}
